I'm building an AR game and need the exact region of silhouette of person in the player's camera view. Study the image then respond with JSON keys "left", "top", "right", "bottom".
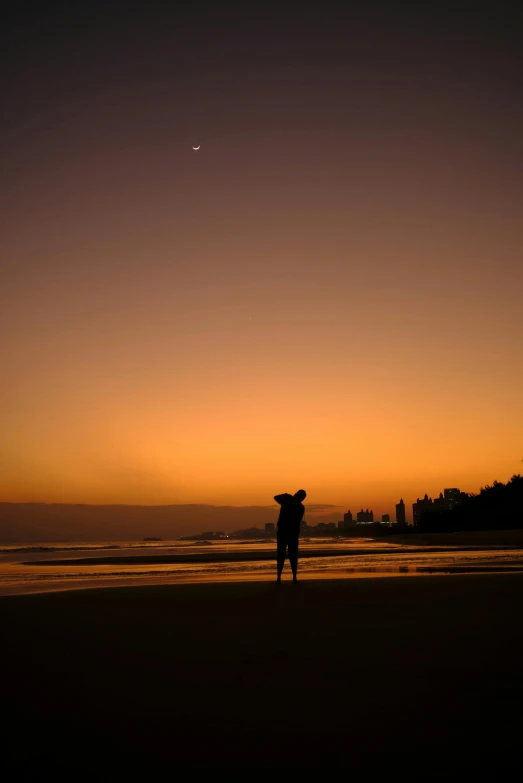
{"left": 274, "top": 489, "right": 306, "bottom": 583}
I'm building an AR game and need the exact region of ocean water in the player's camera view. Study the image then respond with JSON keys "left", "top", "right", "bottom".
{"left": 1, "top": 537, "right": 523, "bottom": 595}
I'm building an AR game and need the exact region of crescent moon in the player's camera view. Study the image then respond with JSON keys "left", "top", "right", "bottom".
{"left": 192, "top": 145, "right": 200, "bottom": 150}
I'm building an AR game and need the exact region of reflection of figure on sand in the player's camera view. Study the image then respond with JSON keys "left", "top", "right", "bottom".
{"left": 274, "top": 490, "right": 306, "bottom": 584}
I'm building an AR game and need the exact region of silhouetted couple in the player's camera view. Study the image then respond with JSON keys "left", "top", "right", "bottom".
{"left": 274, "top": 489, "right": 306, "bottom": 584}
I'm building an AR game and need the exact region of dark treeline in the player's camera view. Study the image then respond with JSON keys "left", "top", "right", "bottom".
{"left": 416, "top": 475, "right": 523, "bottom": 533}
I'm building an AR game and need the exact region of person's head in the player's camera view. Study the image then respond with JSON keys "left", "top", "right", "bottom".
{"left": 294, "top": 489, "right": 307, "bottom": 502}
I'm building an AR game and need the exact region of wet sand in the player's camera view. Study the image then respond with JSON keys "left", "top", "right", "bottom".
{"left": 22, "top": 544, "right": 475, "bottom": 567}
{"left": 2, "top": 574, "right": 522, "bottom": 777}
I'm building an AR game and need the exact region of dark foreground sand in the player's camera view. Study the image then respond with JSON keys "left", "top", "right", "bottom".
{"left": 2, "top": 575, "right": 523, "bottom": 778}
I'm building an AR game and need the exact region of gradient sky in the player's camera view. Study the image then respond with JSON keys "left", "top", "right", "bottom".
{"left": 2, "top": 2, "right": 522, "bottom": 519}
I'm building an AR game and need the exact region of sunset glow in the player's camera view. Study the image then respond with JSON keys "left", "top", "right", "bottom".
{"left": 2, "top": 6, "right": 522, "bottom": 520}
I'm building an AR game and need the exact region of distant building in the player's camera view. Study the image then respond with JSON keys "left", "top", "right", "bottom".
{"left": 413, "top": 494, "right": 433, "bottom": 526}
{"left": 433, "top": 492, "right": 446, "bottom": 511}
{"left": 317, "top": 522, "right": 337, "bottom": 531}
{"left": 265, "top": 522, "right": 275, "bottom": 536}
{"left": 444, "top": 488, "right": 461, "bottom": 509}
{"left": 180, "top": 531, "right": 225, "bottom": 540}
{"left": 395, "top": 499, "right": 406, "bottom": 525}
{"left": 337, "top": 510, "right": 355, "bottom": 530}
{"left": 381, "top": 514, "right": 390, "bottom": 523}
{"left": 413, "top": 487, "right": 462, "bottom": 526}
{"left": 357, "top": 509, "right": 374, "bottom": 522}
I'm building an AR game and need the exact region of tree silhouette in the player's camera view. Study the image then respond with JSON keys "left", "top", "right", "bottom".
{"left": 416, "top": 475, "right": 523, "bottom": 532}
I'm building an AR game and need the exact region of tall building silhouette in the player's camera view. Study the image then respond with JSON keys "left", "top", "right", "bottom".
{"left": 444, "top": 488, "right": 461, "bottom": 509}
{"left": 381, "top": 514, "right": 390, "bottom": 523}
{"left": 413, "top": 487, "right": 462, "bottom": 526}
{"left": 395, "top": 498, "right": 406, "bottom": 525}
{"left": 433, "top": 492, "right": 446, "bottom": 511}
{"left": 413, "top": 494, "right": 433, "bottom": 526}
{"left": 339, "top": 509, "right": 355, "bottom": 530}
{"left": 357, "top": 509, "right": 374, "bottom": 522}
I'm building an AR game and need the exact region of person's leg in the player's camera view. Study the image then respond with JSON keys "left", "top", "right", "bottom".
{"left": 288, "top": 536, "right": 299, "bottom": 582}
{"left": 276, "top": 534, "right": 286, "bottom": 583}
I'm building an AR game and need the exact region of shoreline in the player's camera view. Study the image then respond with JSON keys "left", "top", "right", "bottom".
{"left": 21, "top": 540, "right": 523, "bottom": 567}
{"left": 3, "top": 568, "right": 523, "bottom": 599}
{"left": 3, "top": 565, "right": 523, "bottom": 599}
{"left": 0, "top": 566, "right": 523, "bottom": 601}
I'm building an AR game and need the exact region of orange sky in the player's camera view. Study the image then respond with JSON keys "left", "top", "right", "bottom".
{"left": 2, "top": 5, "right": 522, "bottom": 521}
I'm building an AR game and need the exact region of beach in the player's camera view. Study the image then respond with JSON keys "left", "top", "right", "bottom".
{"left": 2, "top": 573, "right": 522, "bottom": 777}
